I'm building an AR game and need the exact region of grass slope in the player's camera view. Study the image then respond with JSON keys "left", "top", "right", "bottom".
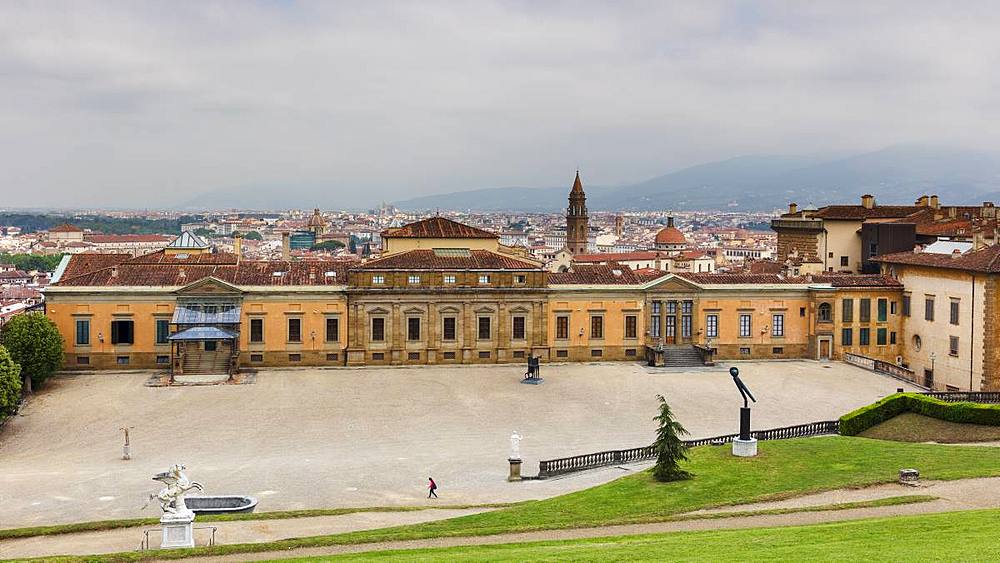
{"left": 28, "top": 437, "right": 1000, "bottom": 562}
{"left": 861, "top": 412, "right": 1000, "bottom": 443}
{"left": 303, "top": 508, "right": 1000, "bottom": 562}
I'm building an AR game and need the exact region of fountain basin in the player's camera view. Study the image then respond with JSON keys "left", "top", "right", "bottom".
{"left": 185, "top": 495, "right": 258, "bottom": 515}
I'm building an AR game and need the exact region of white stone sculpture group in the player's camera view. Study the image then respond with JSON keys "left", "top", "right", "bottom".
{"left": 144, "top": 464, "right": 203, "bottom": 515}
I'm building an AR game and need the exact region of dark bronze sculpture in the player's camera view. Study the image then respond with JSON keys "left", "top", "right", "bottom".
{"left": 729, "top": 367, "right": 756, "bottom": 441}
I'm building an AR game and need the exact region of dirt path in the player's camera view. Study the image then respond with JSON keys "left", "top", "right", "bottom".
{"left": 0, "top": 508, "right": 493, "bottom": 560}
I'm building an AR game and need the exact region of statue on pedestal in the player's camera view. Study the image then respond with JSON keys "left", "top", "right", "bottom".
{"left": 143, "top": 464, "right": 203, "bottom": 549}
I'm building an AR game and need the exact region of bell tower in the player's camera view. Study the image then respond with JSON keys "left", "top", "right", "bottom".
{"left": 566, "top": 171, "right": 589, "bottom": 254}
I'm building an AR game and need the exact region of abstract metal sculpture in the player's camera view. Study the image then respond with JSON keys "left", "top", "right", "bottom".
{"left": 729, "top": 366, "right": 756, "bottom": 441}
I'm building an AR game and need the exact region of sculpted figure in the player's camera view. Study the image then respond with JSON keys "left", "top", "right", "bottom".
{"left": 144, "top": 464, "right": 203, "bottom": 514}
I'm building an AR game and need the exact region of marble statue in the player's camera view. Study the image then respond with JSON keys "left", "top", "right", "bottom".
{"left": 144, "top": 464, "right": 203, "bottom": 515}
{"left": 509, "top": 431, "right": 523, "bottom": 459}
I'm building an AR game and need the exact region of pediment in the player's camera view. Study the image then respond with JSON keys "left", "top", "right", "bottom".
{"left": 474, "top": 306, "right": 496, "bottom": 314}
{"left": 368, "top": 306, "right": 391, "bottom": 315}
{"left": 438, "top": 306, "right": 461, "bottom": 314}
{"left": 403, "top": 306, "right": 426, "bottom": 315}
{"left": 509, "top": 305, "right": 531, "bottom": 314}
{"left": 646, "top": 274, "right": 700, "bottom": 293}
{"left": 174, "top": 276, "right": 243, "bottom": 295}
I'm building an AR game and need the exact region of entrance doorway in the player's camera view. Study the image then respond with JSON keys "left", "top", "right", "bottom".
{"left": 818, "top": 337, "right": 832, "bottom": 361}
{"left": 665, "top": 317, "right": 676, "bottom": 345}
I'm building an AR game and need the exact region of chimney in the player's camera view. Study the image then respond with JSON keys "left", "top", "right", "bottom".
{"left": 111, "top": 266, "right": 118, "bottom": 278}
{"left": 281, "top": 232, "right": 291, "bottom": 260}
{"left": 915, "top": 195, "right": 929, "bottom": 207}
{"left": 233, "top": 234, "right": 242, "bottom": 256}
{"left": 952, "top": 248, "right": 963, "bottom": 259}
{"left": 948, "top": 207, "right": 957, "bottom": 219}
{"left": 983, "top": 201, "right": 996, "bottom": 219}
{"left": 930, "top": 194, "right": 940, "bottom": 209}
{"left": 861, "top": 194, "right": 875, "bottom": 209}
{"left": 788, "top": 202, "right": 798, "bottom": 214}
{"left": 974, "top": 231, "right": 985, "bottom": 250}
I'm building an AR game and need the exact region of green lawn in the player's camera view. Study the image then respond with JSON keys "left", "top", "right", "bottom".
{"left": 861, "top": 412, "right": 1000, "bottom": 443}
{"left": 37, "top": 436, "right": 1000, "bottom": 562}
{"left": 300, "top": 508, "right": 1000, "bottom": 562}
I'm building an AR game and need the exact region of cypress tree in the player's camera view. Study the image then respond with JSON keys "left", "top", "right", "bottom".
{"left": 652, "top": 394, "right": 692, "bottom": 482}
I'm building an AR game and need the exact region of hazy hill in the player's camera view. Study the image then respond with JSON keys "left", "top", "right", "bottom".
{"left": 393, "top": 146, "right": 1000, "bottom": 212}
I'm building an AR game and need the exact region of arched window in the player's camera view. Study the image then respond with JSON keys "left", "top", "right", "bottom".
{"left": 818, "top": 302, "right": 832, "bottom": 322}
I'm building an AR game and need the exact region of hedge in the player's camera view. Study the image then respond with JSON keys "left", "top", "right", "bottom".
{"left": 840, "top": 393, "right": 1000, "bottom": 436}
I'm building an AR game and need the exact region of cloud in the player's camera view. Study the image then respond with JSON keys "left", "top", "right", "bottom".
{"left": 1, "top": 1, "right": 999, "bottom": 208}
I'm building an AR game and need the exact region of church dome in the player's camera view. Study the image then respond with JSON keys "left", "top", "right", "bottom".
{"left": 307, "top": 209, "right": 326, "bottom": 227}
{"left": 654, "top": 218, "right": 687, "bottom": 246}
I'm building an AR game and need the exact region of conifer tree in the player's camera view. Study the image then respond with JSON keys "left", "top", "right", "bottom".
{"left": 652, "top": 394, "right": 692, "bottom": 482}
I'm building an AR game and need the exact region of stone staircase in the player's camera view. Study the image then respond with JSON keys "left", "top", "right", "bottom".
{"left": 659, "top": 345, "right": 705, "bottom": 368}
{"left": 181, "top": 350, "right": 230, "bottom": 375}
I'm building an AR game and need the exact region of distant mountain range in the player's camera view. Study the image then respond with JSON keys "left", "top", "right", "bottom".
{"left": 174, "top": 145, "right": 1000, "bottom": 212}
{"left": 392, "top": 146, "right": 1000, "bottom": 212}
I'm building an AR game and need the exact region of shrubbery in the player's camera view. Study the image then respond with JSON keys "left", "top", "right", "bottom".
{"left": 840, "top": 393, "right": 1000, "bottom": 435}
{"left": 0, "top": 313, "right": 64, "bottom": 388}
{"left": 0, "top": 345, "right": 21, "bottom": 417}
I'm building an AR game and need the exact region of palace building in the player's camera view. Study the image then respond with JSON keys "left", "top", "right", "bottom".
{"left": 45, "top": 215, "right": 906, "bottom": 378}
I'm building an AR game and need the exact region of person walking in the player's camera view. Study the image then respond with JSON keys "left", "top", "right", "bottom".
{"left": 427, "top": 477, "right": 438, "bottom": 499}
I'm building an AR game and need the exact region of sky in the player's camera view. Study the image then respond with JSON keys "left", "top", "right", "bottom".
{"left": 2, "top": 1, "right": 1000, "bottom": 209}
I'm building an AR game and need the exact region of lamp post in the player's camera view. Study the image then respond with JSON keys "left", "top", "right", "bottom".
{"left": 929, "top": 351, "right": 936, "bottom": 388}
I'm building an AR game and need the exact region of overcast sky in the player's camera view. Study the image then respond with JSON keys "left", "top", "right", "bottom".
{"left": 2, "top": 1, "right": 1000, "bottom": 209}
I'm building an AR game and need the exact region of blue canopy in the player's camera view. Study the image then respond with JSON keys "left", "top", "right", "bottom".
{"left": 172, "top": 304, "right": 241, "bottom": 325}
{"left": 168, "top": 326, "right": 237, "bottom": 341}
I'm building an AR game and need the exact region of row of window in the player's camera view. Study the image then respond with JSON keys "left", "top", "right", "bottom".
{"left": 818, "top": 298, "right": 894, "bottom": 323}
{"left": 841, "top": 327, "right": 896, "bottom": 346}
{"left": 902, "top": 295, "right": 962, "bottom": 325}
{"left": 75, "top": 319, "right": 164, "bottom": 346}
{"left": 553, "top": 315, "right": 639, "bottom": 340}
{"left": 702, "top": 313, "right": 786, "bottom": 338}
{"left": 371, "top": 274, "right": 528, "bottom": 286}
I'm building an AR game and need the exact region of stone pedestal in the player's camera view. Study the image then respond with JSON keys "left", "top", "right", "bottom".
{"left": 732, "top": 438, "right": 758, "bottom": 457}
{"left": 160, "top": 510, "right": 195, "bottom": 548}
{"left": 507, "top": 457, "right": 523, "bottom": 481}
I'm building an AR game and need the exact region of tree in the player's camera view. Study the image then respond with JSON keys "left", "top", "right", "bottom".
{"left": 311, "top": 240, "right": 345, "bottom": 251}
{"left": 652, "top": 394, "right": 692, "bottom": 482}
{"left": 242, "top": 231, "right": 263, "bottom": 241}
{"left": 0, "top": 313, "right": 64, "bottom": 390}
{"left": 0, "top": 345, "right": 21, "bottom": 417}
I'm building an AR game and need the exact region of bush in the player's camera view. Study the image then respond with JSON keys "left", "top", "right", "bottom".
{"left": 0, "top": 345, "right": 21, "bottom": 417}
{"left": 0, "top": 313, "right": 64, "bottom": 388}
{"left": 840, "top": 393, "right": 1000, "bottom": 436}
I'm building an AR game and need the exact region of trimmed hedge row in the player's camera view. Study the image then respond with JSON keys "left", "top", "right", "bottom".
{"left": 840, "top": 393, "right": 1000, "bottom": 436}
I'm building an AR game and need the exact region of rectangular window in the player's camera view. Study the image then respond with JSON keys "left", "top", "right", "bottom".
{"left": 950, "top": 336, "right": 960, "bottom": 356}
{"left": 590, "top": 316, "right": 604, "bottom": 339}
{"left": 950, "top": 299, "right": 960, "bottom": 325}
{"left": 902, "top": 295, "right": 911, "bottom": 317}
{"left": 649, "top": 315, "right": 661, "bottom": 337}
{"left": 859, "top": 327, "right": 870, "bottom": 346}
{"left": 841, "top": 299, "right": 853, "bottom": 322}
{"left": 665, "top": 316, "right": 675, "bottom": 338}
{"left": 249, "top": 318, "right": 264, "bottom": 343}
{"left": 478, "top": 351, "right": 491, "bottom": 359}
{"left": 625, "top": 348, "right": 636, "bottom": 357}
{"left": 325, "top": 317, "right": 339, "bottom": 342}
{"left": 76, "top": 355, "right": 90, "bottom": 365}
{"left": 288, "top": 353, "right": 301, "bottom": 362}
{"left": 859, "top": 299, "right": 871, "bottom": 322}
{"left": 772, "top": 314, "right": 784, "bottom": 337}
{"left": 116, "top": 356, "right": 129, "bottom": 365}
{"left": 739, "top": 314, "right": 751, "bottom": 338}
{"left": 625, "top": 315, "right": 637, "bottom": 339}
{"left": 155, "top": 319, "right": 170, "bottom": 344}
{"left": 250, "top": 353, "right": 263, "bottom": 362}
{"left": 75, "top": 319, "right": 90, "bottom": 346}
{"left": 478, "top": 274, "right": 490, "bottom": 285}
{"left": 156, "top": 355, "right": 170, "bottom": 365}
{"left": 110, "top": 319, "right": 134, "bottom": 345}
{"left": 652, "top": 301, "right": 661, "bottom": 315}
{"left": 772, "top": 347, "right": 784, "bottom": 355}
{"left": 877, "top": 299, "right": 887, "bottom": 322}
{"left": 372, "top": 275, "right": 384, "bottom": 285}
{"left": 667, "top": 301, "right": 677, "bottom": 315}
{"left": 890, "top": 301, "right": 897, "bottom": 315}
{"left": 407, "top": 317, "right": 421, "bottom": 341}
{"left": 590, "top": 349, "right": 603, "bottom": 357}
{"left": 556, "top": 316, "right": 569, "bottom": 339}
{"left": 408, "top": 275, "right": 420, "bottom": 285}
{"left": 443, "top": 274, "right": 456, "bottom": 284}
{"left": 512, "top": 316, "right": 526, "bottom": 340}
{"left": 204, "top": 341, "right": 217, "bottom": 352}
{"left": 371, "top": 352, "right": 385, "bottom": 361}
{"left": 556, "top": 349, "right": 568, "bottom": 358}
{"left": 443, "top": 317, "right": 456, "bottom": 341}
{"left": 706, "top": 314, "right": 718, "bottom": 338}
{"left": 842, "top": 328, "right": 853, "bottom": 346}
{"left": 740, "top": 347, "right": 751, "bottom": 356}
{"left": 326, "top": 353, "right": 339, "bottom": 361}
{"left": 478, "top": 317, "right": 491, "bottom": 340}
{"left": 890, "top": 331, "right": 897, "bottom": 344}
{"left": 287, "top": 318, "right": 302, "bottom": 342}
{"left": 513, "top": 350, "right": 525, "bottom": 359}
{"left": 877, "top": 328, "right": 887, "bottom": 346}
{"left": 408, "top": 352, "right": 420, "bottom": 360}
{"left": 681, "top": 315, "right": 692, "bottom": 338}
{"left": 840, "top": 256, "right": 849, "bottom": 267}
{"left": 514, "top": 274, "right": 526, "bottom": 284}
{"left": 682, "top": 301, "right": 693, "bottom": 314}
{"left": 443, "top": 351, "right": 456, "bottom": 360}
{"left": 925, "top": 297, "right": 935, "bottom": 321}
{"left": 371, "top": 317, "right": 385, "bottom": 342}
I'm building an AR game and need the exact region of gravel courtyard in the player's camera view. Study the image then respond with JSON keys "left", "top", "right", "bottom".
{"left": 0, "top": 361, "right": 916, "bottom": 528}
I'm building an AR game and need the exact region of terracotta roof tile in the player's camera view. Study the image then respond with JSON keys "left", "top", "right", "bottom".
{"left": 357, "top": 249, "right": 539, "bottom": 270}
{"left": 810, "top": 205, "right": 923, "bottom": 220}
{"left": 549, "top": 264, "right": 650, "bottom": 285}
{"left": 381, "top": 217, "right": 497, "bottom": 239}
{"left": 874, "top": 245, "right": 1000, "bottom": 273}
